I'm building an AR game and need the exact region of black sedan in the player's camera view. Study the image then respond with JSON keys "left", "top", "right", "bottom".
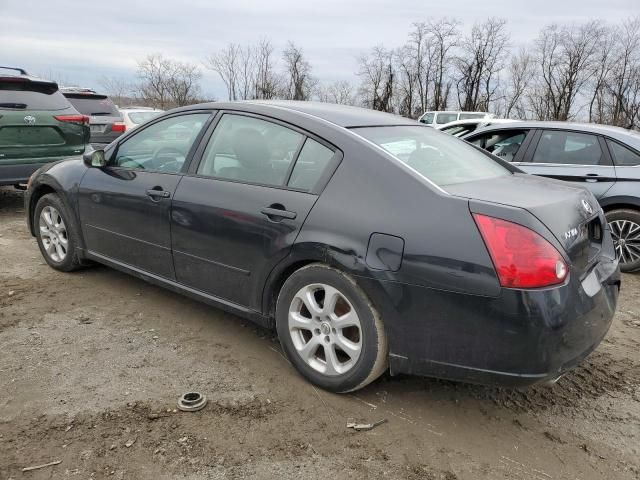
{"left": 25, "top": 101, "right": 620, "bottom": 392}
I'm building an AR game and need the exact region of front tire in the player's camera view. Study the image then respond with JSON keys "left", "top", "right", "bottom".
{"left": 606, "top": 209, "right": 640, "bottom": 273}
{"left": 34, "top": 193, "right": 83, "bottom": 272}
{"left": 276, "top": 264, "right": 388, "bottom": 393}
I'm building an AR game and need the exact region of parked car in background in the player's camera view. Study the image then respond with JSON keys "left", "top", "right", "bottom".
{"left": 418, "top": 110, "right": 493, "bottom": 126}
{"left": 464, "top": 122, "right": 640, "bottom": 272}
{"left": 119, "top": 107, "right": 164, "bottom": 131}
{"left": 437, "top": 118, "right": 520, "bottom": 137}
{"left": 25, "top": 101, "right": 619, "bottom": 393}
{"left": 60, "top": 87, "right": 124, "bottom": 146}
{"left": 0, "top": 67, "right": 88, "bottom": 187}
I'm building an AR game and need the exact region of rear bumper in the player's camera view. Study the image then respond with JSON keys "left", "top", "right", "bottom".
{"left": 0, "top": 161, "right": 52, "bottom": 186}
{"left": 358, "top": 255, "right": 620, "bottom": 387}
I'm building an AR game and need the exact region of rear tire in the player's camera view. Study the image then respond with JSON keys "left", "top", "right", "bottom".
{"left": 606, "top": 208, "right": 640, "bottom": 273}
{"left": 275, "top": 263, "right": 388, "bottom": 393}
{"left": 34, "top": 193, "right": 83, "bottom": 272}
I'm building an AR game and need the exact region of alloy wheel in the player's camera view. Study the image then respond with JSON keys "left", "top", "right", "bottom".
{"left": 288, "top": 283, "right": 362, "bottom": 376}
{"left": 39, "top": 206, "right": 68, "bottom": 262}
{"left": 609, "top": 219, "right": 640, "bottom": 265}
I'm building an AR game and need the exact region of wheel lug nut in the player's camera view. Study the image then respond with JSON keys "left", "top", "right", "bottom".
{"left": 314, "top": 328, "right": 320, "bottom": 335}
{"left": 324, "top": 336, "right": 330, "bottom": 343}
{"left": 332, "top": 328, "right": 336, "bottom": 334}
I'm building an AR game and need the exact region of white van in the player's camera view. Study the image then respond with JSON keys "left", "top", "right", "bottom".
{"left": 418, "top": 111, "right": 493, "bottom": 126}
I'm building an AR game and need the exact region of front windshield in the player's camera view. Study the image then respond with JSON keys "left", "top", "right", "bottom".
{"left": 352, "top": 125, "right": 510, "bottom": 187}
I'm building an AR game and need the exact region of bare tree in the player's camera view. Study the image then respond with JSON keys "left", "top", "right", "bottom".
{"left": 428, "top": 18, "right": 460, "bottom": 110}
{"left": 98, "top": 76, "right": 134, "bottom": 106}
{"left": 394, "top": 45, "right": 417, "bottom": 116}
{"left": 357, "top": 46, "right": 395, "bottom": 112}
{"left": 205, "top": 44, "right": 241, "bottom": 100}
{"left": 500, "top": 48, "right": 535, "bottom": 118}
{"left": 455, "top": 18, "right": 509, "bottom": 111}
{"left": 407, "top": 22, "right": 436, "bottom": 115}
{"left": 253, "top": 39, "right": 282, "bottom": 99}
{"left": 282, "top": 42, "right": 315, "bottom": 100}
{"left": 315, "top": 80, "right": 357, "bottom": 105}
{"left": 534, "top": 22, "right": 605, "bottom": 120}
{"left": 137, "top": 54, "right": 202, "bottom": 109}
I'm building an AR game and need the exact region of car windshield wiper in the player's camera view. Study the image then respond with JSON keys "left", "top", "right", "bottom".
{"left": 0, "top": 102, "right": 28, "bottom": 109}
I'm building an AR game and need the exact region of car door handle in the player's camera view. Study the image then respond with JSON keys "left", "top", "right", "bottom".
{"left": 260, "top": 205, "right": 297, "bottom": 220}
{"left": 146, "top": 189, "right": 171, "bottom": 199}
{"left": 585, "top": 174, "right": 600, "bottom": 183}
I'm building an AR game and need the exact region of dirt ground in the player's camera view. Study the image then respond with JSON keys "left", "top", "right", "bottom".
{"left": 0, "top": 186, "right": 639, "bottom": 480}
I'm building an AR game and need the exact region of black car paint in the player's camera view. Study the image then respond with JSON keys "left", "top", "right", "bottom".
{"left": 25, "top": 102, "right": 620, "bottom": 387}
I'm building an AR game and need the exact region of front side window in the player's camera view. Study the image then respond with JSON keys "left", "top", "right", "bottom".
{"left": 532, "top": 130, "right": 603, "bottom": 165}
{"left": 288, "top": 138, "right": 336, "bottom": 191}
{"left": 198, "top": 114, "right": 304, "bottom": 187}
{"left": 607, "top": 139, "right": 640, "bottom": 166}
{"left": 420, "top": 112, "right": 435, "bottom": 124}
{"left": 112, "top": 113, "right": 209, "bottom": 172}
{"left": 470, "top": 130, "right": 528, "bottom": 162}
{"left": 353, "top": 125, "right": 510, "bottom": 187}
{"left": 435, "top": 113, "right": 458, "bottom": 125}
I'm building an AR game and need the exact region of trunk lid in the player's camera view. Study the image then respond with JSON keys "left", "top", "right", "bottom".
{"left": 447, "top": 173, "right": 605, "bottom": 273}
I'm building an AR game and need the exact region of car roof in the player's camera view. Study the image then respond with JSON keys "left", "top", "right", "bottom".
{"left": 470, "top": 120, "right": 640, "bottom": 148}
{"left": 174, "top": 100, "right": 420, "bottom": 128}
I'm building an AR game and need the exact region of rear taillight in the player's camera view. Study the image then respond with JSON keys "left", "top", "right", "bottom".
{"left": 473, "top": 214, "right": 568, "bottom": 289}
{"left": 111, "top": 122, "right": 126, "bottom": 132}
{"left": 54, "top": 114, "right": 90, "bottom": 125}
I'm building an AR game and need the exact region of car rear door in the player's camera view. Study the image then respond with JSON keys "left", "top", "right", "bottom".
{"left": 78, "top": 111, "right": 212, "bottom": 279}
{"left": 171, "top": 112, "right": 340, "bottom": 311}
{"left": 520, "top": 129, "right": 616, "bottom": 199}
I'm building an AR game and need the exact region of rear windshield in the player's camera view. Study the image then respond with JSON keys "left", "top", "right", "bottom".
{"left": 352, "top": 125, "right": 510, "bottom": 187}
{"left": 64, "top": 94, "right": 120, "bottom": 116}
{"left": 128, "top": 111, "right": 162, "bottom": 124}
{"left": 0, "top": 80, "right": 70, "bottom": 111}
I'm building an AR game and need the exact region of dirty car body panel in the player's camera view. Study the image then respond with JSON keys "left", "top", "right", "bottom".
{"left": 25, "top": 101, "right": 620, "bottom": 387}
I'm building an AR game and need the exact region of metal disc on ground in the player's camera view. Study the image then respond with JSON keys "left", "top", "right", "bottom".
{"left": 177, "top": 392, "right": 207, "bottom": 412}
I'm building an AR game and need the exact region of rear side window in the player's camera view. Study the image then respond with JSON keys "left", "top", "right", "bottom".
{"left": 0, "top": 80, "right": 70, "bottom": 111}
{"left": 470, "top": 130, "right": 528, "bottom": 162}
{"left": 533, "top": 130, "right": 603, "bottom": 165}
{"left": 353, "top": 125, "right": 510, "bottom": 187}
{"left": 435, "top": 113, "right": 458, "bottom": 124}
{"left": 420, "top": 113, "right": 435, "bottom": 124}
{"left": 198, "top": 114, "right": 304, "bottom": 187}
{"left": 64, "top": 95, "right": 120, "bottom": 116}
{"left": 288, "top": 138, "right": 335, "bottom": 191}
{"left": 607, "top": 140, "right": 640, "bottom": 166}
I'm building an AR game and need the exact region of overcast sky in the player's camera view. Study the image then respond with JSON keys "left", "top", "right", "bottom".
{"left": 1, "top": 0, "right": 638, "bottom": 99}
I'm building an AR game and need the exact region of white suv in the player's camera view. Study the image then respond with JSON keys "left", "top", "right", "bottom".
{"left": 418, "top": 111, "right": 493, "bottom": 127}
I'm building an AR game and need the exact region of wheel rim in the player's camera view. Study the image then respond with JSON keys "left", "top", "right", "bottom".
{"left": 288, "top": 283, "right": 362, "bottom": 376}
{"left": 39, "top": 206, "right": 68, "bottom": 262}
{"left": 609, "top": 219, "right": 640, "bottom": 265}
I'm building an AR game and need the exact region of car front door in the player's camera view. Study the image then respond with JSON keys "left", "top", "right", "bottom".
{"left": 171, "top": 112, "right": 340, "bottom": 310}
{"left": 78, "top": 112, "right": 211, "bottom": 279}
{"left": 520, "top": 129, "right": 616, "bottom": 199}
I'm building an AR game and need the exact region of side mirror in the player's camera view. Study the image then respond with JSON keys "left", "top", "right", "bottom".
{"left": 83, "top": 149, "right": 106, "bottom": 168}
